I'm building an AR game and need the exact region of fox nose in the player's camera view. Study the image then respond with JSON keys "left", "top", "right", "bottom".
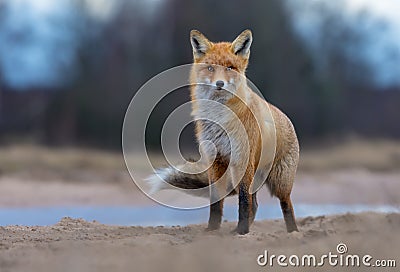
{"left": 216, "top": 80, "right": 224, "bottom": 89}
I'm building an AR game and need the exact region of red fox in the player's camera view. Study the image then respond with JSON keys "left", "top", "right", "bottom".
{"left": 147, "top": 29, "right": 299, "bottom": 234}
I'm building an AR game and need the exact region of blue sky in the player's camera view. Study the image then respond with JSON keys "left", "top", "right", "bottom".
{"left": 0, "top": 0, "right": 120, "bottom": 89}
{"left": 0, "top": 0, "right": 399, "bottom": 89}
{"left": 287, "top": 0, "right": 400, "bottom": 87}
{"left": 0, "top": 0, "right": 80, "bottom": 88}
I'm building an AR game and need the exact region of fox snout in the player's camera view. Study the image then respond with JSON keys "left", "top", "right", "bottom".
{"left": 215, "top": 80, "right": 224, "bottom": 90}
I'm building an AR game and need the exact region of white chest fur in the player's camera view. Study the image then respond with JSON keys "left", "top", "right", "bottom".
{"left": 192, "top": 98, "right": 249, "bottom": 164}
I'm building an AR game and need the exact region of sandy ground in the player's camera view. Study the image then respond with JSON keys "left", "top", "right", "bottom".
{"left": 0, "top": 169, "right": 399, "bottom": 207}
{"left": 0, "top": 141, "right": 399, "bottom": 207}
{"left": 0, "top": 213, "right": 399, "bottom": 272}
{"left": 0, "top": 170, "right": 399, "bottom": 272}
{"left": 0, "top": 142, "right": 399, "bottom": 271}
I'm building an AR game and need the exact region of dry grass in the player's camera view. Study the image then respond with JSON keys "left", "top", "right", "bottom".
{"left": 299, "top": 138, "right": 400, "bottom": 172}
{"left": 0, "top": 145, "right": 128, "bottom": 182}
{"left": 0, "top": 145, "right": 125, "bottom": 173}
{"left": 0, "top": 139, "right": 399, "bottom": 179}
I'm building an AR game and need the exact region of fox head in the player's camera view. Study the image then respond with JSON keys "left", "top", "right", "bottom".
{"left": 189, "top": 29, "right": 253, "bottom": 102}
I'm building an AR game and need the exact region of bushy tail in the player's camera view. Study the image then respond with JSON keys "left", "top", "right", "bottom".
{"left": 145, "top": 164, "right": 210, "bottom": 198}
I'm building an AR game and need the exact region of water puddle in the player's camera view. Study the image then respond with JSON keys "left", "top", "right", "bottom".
{"left": 0, "top": 204, "right": 397, "bottom": 226}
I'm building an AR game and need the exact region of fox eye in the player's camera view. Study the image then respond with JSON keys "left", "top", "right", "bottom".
{"left": 207, "top": 65, "right": 214, "bottom": 72}
{"left": 226, "top": 66, "right": 234, "bottom": 71}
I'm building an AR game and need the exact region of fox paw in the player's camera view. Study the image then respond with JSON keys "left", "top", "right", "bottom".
{"left": 231, "top": 226, "right": 249, "bottom": 235}
{"left": 205, "top": 224, "right": 220, "bottom": 232}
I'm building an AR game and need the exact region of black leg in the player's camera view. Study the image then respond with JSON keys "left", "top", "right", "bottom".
{"left": 280, "top": 197, "right": 298, "bottom": 232}
{"left": 236, "top": 183, "right": 252, "bottom": 234}
{"left": 207, "top": 199, "right": 224, "bottom": 230}
{"left": 207, "top": 182, "right": 224, "bottom": 231}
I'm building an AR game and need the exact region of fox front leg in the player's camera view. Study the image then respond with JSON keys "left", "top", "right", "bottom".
{"left": 206, "top": 163, "right": 228, "bottom": 231}
{"left": 235, "top": 182, "right": 253, "bottom": 234}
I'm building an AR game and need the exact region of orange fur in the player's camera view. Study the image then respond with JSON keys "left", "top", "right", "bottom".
{"left": 189, "top": 29, "right": 299, "bottom": 234}
{"left": 147, "top": 29, "right": 299, "bottom": 234}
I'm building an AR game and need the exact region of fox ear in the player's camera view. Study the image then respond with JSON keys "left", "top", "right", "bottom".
{"left": 190, "top": 30, "right": 212, "bottom": 59}
{"left": 231, "top": 29, "right": 253, "bottom": 58}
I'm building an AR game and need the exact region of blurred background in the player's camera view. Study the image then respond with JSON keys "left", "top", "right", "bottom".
{"left": 1, "top": 3, "right": 400, "bottom": 270}
{"left": 0, "top": 0, "right": 399, "bottom": 148}
{"left": 0, "top": 0, "right": 399, "bottom": 222}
